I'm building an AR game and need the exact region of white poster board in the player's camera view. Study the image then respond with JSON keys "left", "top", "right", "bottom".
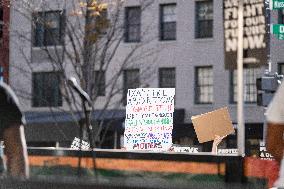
{"left": 124, "top": 88, "right": 175, "bottom": 151}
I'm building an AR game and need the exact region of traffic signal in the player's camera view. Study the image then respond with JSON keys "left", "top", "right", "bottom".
{"left": 256, "top": 73, "right": 283, "bottom": 107}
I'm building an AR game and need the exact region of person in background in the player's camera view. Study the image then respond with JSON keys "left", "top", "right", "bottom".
{"left": 0, "top": 82, "right": 29, "bottom": 178}
{"left": 266, "top": 81, "right": 284, "bottom": 188}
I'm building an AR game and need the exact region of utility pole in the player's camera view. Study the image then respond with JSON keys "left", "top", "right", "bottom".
{"left": 237, "top": 0, "right": 245, "bottom": 156}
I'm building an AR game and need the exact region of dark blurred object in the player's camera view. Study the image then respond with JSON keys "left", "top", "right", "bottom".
{"left": 0, "top": 141, "right": 6, "bottom": 174}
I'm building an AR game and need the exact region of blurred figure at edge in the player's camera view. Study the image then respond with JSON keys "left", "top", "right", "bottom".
{"left": 0, "top": 81, "right": 29, "bottom": 178}
{"left": 266, "top": 81, "right": 284, "bottom": 188}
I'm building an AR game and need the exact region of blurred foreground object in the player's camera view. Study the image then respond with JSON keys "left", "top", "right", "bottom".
{"left": 0, "top": 82, "right": 29, "bottom": 178}
{"left": 266, "top": 81, "right": 284, "bottom": 187}
{"left": 256, "top": 72, "right": 283, "bottom": 107}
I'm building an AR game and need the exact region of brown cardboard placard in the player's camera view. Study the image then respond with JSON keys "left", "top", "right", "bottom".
{"left": 191, "top": 107, "right": 235, "bottom": 143}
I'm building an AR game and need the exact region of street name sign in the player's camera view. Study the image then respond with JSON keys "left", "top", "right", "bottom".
{"left": 275, "top": 33, "right": 284, "bottom": 39}
{"left": 270, "top": 0, "right": 284, "bottom": 10}
{"left": 272, "top": 24, "right": 284, "bottom": 34}
{"left": 271, "top": 24, "right": 284, "bottom": 40}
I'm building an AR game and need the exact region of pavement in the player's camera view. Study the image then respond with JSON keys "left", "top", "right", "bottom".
{"left": 0, "top": 175, "right": 266, "bottom": 189}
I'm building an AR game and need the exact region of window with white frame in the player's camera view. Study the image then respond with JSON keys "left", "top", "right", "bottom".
{"left": 125, "top": 7, "right": 141, "bottom": 42}
{"left": 123, "top": 69, "right": 140, "bottom": 105}
{"left": 33, "top": 11, "right": 65, "bottom": 47}
{"left": 231, "top": 67, "right": 259, "bottom": 103}
{"left": 195, "top": 0, "right": 213, "bottom": 38}
{"left": 195, "top": 66, "right": 213, "bottom": 104}
{"left": 160, "top": 4, "right": 176, "bottom": 41}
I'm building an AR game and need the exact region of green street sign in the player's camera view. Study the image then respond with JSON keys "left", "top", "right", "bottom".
{"left": 270, "top": 0, "right": 284, "bottom": 10}
{"left": 275, "top": 34, "right": 284, "bottom": 40}
{"left": 272, "top": 24, "right": 284, "bottom": 34}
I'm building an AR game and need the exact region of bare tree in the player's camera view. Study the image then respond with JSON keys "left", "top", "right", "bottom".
{"left": 9, "top": 0, "right": 158, "bottom": 148}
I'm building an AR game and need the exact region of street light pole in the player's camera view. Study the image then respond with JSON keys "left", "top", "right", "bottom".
{"left": 237, "top": 0, "right": 245, "bottom": 156}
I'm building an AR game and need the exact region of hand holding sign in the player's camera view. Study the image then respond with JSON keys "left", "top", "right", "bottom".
{"left": 212, "top": 135, "right": 226, "bottom": 154}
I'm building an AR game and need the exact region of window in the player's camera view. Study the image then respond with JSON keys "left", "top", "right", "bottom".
{"left": 195, "top": 66, "right": 213, "bottom": 104}
{"left": 0, "top": 5, "right": 3, "bottom": 45}
{"left": 230, "top": 67, "right": 259, "bottom": 103}
{"left": 279, "top": 9, "right": 284, "bottom": 24}
{"left": 94, "top": 71, "right": 105, "bottom": 96}
{"left": 123, "top": 69, "right": 140, "bottom": 105}
{"left": 278, "top": 63, "right": 284, "bottom": 75}
{"left": 32, "top": 72, "right": 62, "bottom": 107}
{"left": 125, "top": 7, "right": 141, "bottom": 42}
{"left": 33, "top": 11, "right": 65, "bottom": 47}
{"left": 0, "top": 66, "right": 3, "bottom": 82}
{"left": 195, "top": 0, "right": 213, "bottom": 38}
{"left": 159, "top": 68, "right": 175, "bottom": 88}
{"left": 160, "top": 4, "right": 176, "bottom": 41}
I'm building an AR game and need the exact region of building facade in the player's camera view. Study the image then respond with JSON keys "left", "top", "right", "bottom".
{"left": 9, "top": 0, "right": 284, "bottom": 153}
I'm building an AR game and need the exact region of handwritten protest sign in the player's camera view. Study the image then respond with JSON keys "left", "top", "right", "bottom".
{"left": 124, "top": 88, "right": 175, "bottom": 151}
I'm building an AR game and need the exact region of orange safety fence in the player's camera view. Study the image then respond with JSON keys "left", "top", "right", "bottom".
{"left": 29, "top": 155, "right": 281, "bottom": 188}
{"left": 29, "top": 156, "right": 226, "bottom": 175}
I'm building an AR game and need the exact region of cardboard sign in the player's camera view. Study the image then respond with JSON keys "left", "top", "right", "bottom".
{"left": 124, "top": 88, "right": 175, "bottom": 151}
{"left": 191, "top": 107, "right": 235, "bottom": 143}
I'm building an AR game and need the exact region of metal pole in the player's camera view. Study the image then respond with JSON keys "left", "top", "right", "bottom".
{"left": 263, "top": 0, "right": 271, "bottom": 141}
{"left": 114, "top": 130, "right": 118, "bottom": 149}
{"left": 237, "top": 0, "right": 245, "bottom": 156}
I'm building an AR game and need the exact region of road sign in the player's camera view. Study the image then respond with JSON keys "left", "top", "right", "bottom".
{"left": 272, "top": 24, "right": 284, "bottom": 34}
{"left": 270, "top": 0, "right": 284, "bottom": 10}
{"left": 275, "top": 33, "right": 284, "bottom": 40}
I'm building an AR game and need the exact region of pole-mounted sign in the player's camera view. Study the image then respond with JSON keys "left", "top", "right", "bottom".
{"left": 223, "top": 0, "right": 268, "bottom": 69}
{"left": 270, "top": 0, "right": 284, "bottom": 39}
{"left": 270, "top": 0, "right": 284, "bottom": 10}
{"left": 271, "top": 24, "right": 284, "bottom": 39}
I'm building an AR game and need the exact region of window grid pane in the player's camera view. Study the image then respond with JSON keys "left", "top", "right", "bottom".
{"left": 33, "top": 11, "right": 64, "bottom": 47}
{"left": 95, "top": 71, "right": 106, "bottom": 96}
{"left": 196, "top": 0, "right": 213, "bottom": 38}
{"left": 123, "top": 69, "right": 140, "bottom": 105}
{"left": 159, "top": 68, "right": 175, "bottom": 88}
{"left": 32, "top": 72, "right": 62, "bottom": 107}
{"left": 160, "top": 4, "right": 176, "bottom": 40}
{"left": 125, "top": 7, "right": 141, "bottom": 42}
{"left": 196, "top": 67, "right": 213, "bottom": 104}
{"left": 232, "top": 68, "right": 258, "bottom": 103}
